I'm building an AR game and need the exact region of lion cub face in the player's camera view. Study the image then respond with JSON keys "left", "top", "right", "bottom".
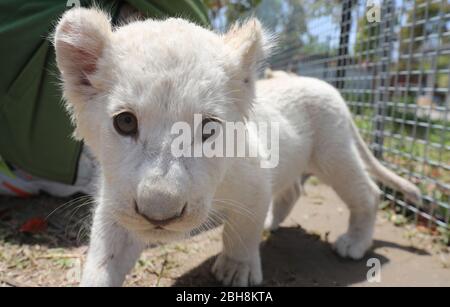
{"left": 54, "top": 8, "right": 270, "bottom": 241}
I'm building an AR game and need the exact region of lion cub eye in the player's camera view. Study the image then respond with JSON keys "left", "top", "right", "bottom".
{"left": 201, "top": 117, "right": 222, "bottom": 142}
{"left": 113, "top": 112, "right": 138, "bottom": 136}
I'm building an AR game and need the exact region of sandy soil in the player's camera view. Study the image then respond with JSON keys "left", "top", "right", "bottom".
{"left": 0, "top": 181, "right": 449, "bottom": 287}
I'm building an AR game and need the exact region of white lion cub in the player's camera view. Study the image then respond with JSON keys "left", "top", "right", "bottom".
{"left": 54, "top": 8, "right": 421, "bottom": 287}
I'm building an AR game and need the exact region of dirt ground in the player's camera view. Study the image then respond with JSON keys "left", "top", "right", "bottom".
{"left": 0, "top": 180, "right": 449, "bottom": 287}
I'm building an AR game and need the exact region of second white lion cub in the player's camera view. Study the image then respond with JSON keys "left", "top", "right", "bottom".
{"left": 54, "top": 8, "right": 421, "bottom": 287}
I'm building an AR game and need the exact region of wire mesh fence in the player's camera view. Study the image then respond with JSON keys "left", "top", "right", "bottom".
{"left": 210, "top": 0, "right": 450, "bottom": 229}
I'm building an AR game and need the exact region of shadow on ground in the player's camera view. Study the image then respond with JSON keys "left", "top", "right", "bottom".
{"left": 174, "top": 226, "right": 429, "bottom": 287}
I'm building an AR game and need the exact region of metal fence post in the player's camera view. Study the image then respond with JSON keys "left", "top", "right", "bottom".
{"left": 336, "top": 0, "right": 354, "bottom": 90}
{"left": 373, "top": 0, "right": 394, "bottom": 159}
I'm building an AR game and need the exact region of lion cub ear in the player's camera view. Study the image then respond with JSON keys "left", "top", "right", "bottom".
{"left": 224, "top": 18, "right": 272, "bottom": 84}
{"left": 54, "top": 8, "right": 112, "bottom": 101}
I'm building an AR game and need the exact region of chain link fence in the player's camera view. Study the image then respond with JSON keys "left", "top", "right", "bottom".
{"left": 273, "top": 0, "right": 450, "bottom": 229}
{"left": 211, "top": 0, "right": 450, "bottom": 229}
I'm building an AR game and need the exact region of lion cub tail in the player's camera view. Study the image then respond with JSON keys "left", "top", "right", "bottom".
{"left": 350, "top": 121, "right": 422, "bottom": 205}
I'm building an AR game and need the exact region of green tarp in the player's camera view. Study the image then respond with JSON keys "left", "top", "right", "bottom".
{"left": 0, "top": 0, "right": 209, "bottom": 184}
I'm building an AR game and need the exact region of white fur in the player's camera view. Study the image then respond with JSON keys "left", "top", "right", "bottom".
{"left": 54, "top": 8, "right": 421, "bottom": 287}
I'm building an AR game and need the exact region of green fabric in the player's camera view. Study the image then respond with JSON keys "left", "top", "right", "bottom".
{"left": 0, "top": 156, "right": 15, "bottom": 179}
{"left": 0, "top": 0, "right": 209, "bottom": 184}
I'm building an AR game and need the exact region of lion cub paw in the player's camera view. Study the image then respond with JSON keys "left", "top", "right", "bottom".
{"left": 334, "top": 233, "right": 372, "bottom": 260}
{"left": 212, "top": 254, "right": 262, "bottom": 287}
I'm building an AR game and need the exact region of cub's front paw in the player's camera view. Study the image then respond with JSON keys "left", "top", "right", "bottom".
{"left": 212, "top": 253, "right": 262, "bottom": 287}
{"left": 334, "top": 233, "right": 372, "bottom": 260}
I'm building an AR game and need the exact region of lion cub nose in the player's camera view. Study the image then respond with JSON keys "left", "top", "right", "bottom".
{"left": 135, "top": 189, "right": 187, "bottom": 227}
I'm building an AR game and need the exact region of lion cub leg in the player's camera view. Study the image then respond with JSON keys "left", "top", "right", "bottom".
{"left": 212, "top": 171, "right": 271, "bottom": 287}
{"left": 264, "top": 178, "right": 303, "bottom": 231}
{"left": 313, "top": 144, "right": 380, "bottom": 260}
